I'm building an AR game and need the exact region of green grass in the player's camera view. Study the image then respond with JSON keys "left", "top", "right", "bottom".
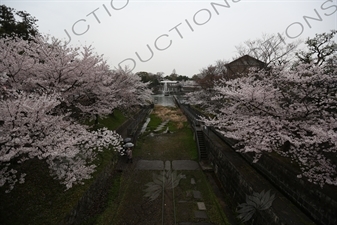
{"left": 85, "top": 172, "right": 122, "bottom": 225}
{"left": 146, "top": 113, "right": 163, "bottom": 131}
{"left": 183, "top": 123, "right": 199, "bottom": 160}
{"left": 202, "top": 174, "right": 231, "bottom": 225}
{"left": 176, "top": 171, "right": 231, "bottom": 224}
{"left": 83, "top": 110, "right": 127, "bottom": 130}
{"left": 137, "top": 107, "right": 197, "bottom": 160}
{"left": 134, "top": 123, "right": 198, "bottom": 161}
{"left": 0, "top": 110, "right": 128, "bottom": 225}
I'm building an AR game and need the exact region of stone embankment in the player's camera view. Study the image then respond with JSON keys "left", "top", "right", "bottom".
{"left": 175, "top": 96, "right": 336, "bottom": 225}
{"left": 62, "top": 106, "right": 151, "bottom": 225}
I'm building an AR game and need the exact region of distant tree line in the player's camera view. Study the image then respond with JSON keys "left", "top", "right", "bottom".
{"left": 0, "top": 5, "right": 39, "bottom": 40}
{"left": 136, "top": 70, "right": 190, "bottom": 87}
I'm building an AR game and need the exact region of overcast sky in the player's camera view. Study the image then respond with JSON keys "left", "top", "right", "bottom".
{"left": 2, "top": 0, "right": 337, "bottom": 76}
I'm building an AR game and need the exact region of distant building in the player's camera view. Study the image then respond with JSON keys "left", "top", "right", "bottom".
{"left": 180, "top": 80, "right": 201, "bottom": 93}
{"left": 159, "top": 80, "right": 180, "bottom": 95}
{"left": 194, "top": 55, "right": 267, "bottom": 89}
{"left": 225, "top": 55, "right": 267, "bottom": 78}
{"left": 153, "top": 55, "right": 267, "bottom": 94}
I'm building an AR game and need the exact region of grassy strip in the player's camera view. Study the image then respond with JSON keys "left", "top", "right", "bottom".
{"left": 201, "top": 173, "right": 232, "bottom": 225}
{"left": 176, "top": 171, "right": 231, "bottom": 224}
{"left": 83, "top": 110, "right": 126, "bottom": 130}
{"left": 133, "top": 123, "right": 198, "bottom": 161}
{"left": 146, "top": 113, "right": 162, "bottom": 131}
{"left": 87, "top": 172, "right": 122, "bottom": 225}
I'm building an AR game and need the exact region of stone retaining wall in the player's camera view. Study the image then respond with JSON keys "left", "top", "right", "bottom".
{"left": 240, "top": 152, "right": 337, "bottom": 225}
{"left": 61, "top": 157, "right": 118, "bottom": 225}
{"left": 208, "top": 126, "right": 337, "bottom": 225}
{"left": 175, "top": 97, "right": 336, "bottom": 225}
{"left": 62, "top": 106, "right": 151, "bottom": 225}
{"left": 203, "top": 130, "right": 315, "bottom": 225}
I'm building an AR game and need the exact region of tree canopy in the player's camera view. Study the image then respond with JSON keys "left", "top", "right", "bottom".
{"left": 235, "top": 33, "right": 300, "bottom": 67}
{"left": 296, "top": 30, "right": 337, "bottom": 68}
{"left": 0, "top": 34, "right": 152, "bottom": 192}
{"left": 187, "top": 31, "right": 337, "bottom": 187}
{"left": 0, "top": 5, "right": 39, "bottom": 40}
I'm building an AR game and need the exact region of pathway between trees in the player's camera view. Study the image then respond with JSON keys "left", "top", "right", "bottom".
{"left": 96, "top": 106, "right": 237, "bottom": 225}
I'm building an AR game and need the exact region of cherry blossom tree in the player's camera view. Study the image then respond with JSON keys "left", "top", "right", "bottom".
{"left": 0, "top": 89, "right": 122, "bottom": 192}
{"left": 0, "top": 35, "right": 152, "bottom": 118}
{"left": 0, "top": 34, "right": 152, "bottom": 192}
{"left": 296, "top": 30, "right": 337, "bottom": 67}
{"left": 191, "top": 63, "right": 337, "bottom": 186}
{"left": 188, "top": 31, "right": 337, "bottom": 186}
{"left": 110, "top": 69, "right": 152, "bottom": 112}
{"left": 1, "top": 36, "right": 114, "bottom": 112}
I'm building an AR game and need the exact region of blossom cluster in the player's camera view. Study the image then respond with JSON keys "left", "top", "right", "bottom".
{"left": 0, "top": 35, "right": 151, "bottom": 192}
{"left": 188, "top": 63, "right": 337, "bottom": 186}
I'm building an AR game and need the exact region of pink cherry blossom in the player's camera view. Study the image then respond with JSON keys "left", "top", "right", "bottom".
{"left": 0, "top": 35, "right": 151, "bottom": 192}
{"left": 188, "top": 63, "right": 337, "bottom": 187}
